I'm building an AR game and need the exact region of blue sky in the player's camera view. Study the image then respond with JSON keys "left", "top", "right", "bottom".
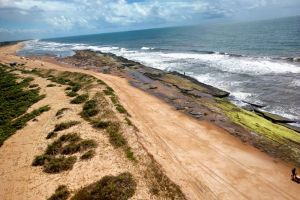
{"left": 0, "top": 0, "right": 299, "bottom": 41}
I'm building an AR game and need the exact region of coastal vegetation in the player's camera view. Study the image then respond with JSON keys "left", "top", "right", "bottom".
{"left": 17, "top": 67, "right": 186, "bottom": 199}
{"left": 0, "top": 64, "right": 49, "bottom": 146}
{"left": 71, "top": 172, "right": 136, "bottom": 200}
{"left": 33, "top": 133, "right": 97, "bottom": 173}
{"left": 48, "top": 185, "right": 70, "bottom": 200}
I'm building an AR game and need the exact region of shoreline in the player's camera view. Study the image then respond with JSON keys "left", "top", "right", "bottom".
{"left": 54, "top": 49, "right": 300, "bottom": 165}
{"left": 1, "top": 43, "right": 300, "bottom": 199}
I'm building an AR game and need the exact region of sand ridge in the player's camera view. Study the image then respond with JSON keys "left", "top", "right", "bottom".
{"left": 0, "top": 43, "right": 299, "bottom": 200}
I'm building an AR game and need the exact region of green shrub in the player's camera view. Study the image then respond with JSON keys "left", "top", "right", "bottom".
{"left": 47, "top": 84, "right": 56, "bottom": 87}
{"left": 125, "top": 147, "right": 136, "bottom": 162}
{"left": 61, "top": 143, "right": 81, "bottom": 155}
{"left": 92, "top": 121, "right": 110, "bottom": 129}
{"left": 116, "top": 104, "right": 127, "bottom": 114}
{"left": 71, "top": 172, "right": 136, "bottom": 200}
{"left": 29, "top": 84, "right": 39, "bottom": 88}
{"left": 54, "top": 121, "right": 80, "bottom": 132}
{"left": 0, "top": 67, "right": 48, "bottom": 145}
{"left": 48, "top": 185, "right": 70, "bottom": 200}
{"left": 45, "top": 140, "right": 63, "bottom": 155}
{"left": 107, "top": 122, "right": 127, "bottom": 148}
{"left": 71, "top": 83, "right": 81, "bottom": 92}
{"left": 81, "top": 100, "right": 99, "bottom": 119}
{"left": 79, "top": 139, "right": 97, "bottom": 150}
{"left": 43, "top": 156, "right": 77, "bottom": 173}
{"left": 46, "top": 131, "right": 57, "bottom": 139}
{"left": 55, "top": 108, "right": 70, "bottom": 117}
{"left": 66, "top": 91, "right": 78, "bottom": 97}
{"left": 80, "top": 150, "right": 95, "bottom": 160}
{"left": 103, "top": 86, "right": 114, "bottom": 96}
{"left": 59, "top": 133, "right": 81, "bottom": 143}
{"left": 65, "top": 86, "right": 72, "bottom": 91}
{"left": 70, "top": 94, "right": 88, "bottom": 104}
{"left": 32, "top": 154, "right": 52, "bottom": 166}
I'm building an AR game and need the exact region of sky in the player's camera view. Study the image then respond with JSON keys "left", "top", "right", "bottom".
{"left": 0, "top": 0, "right": 300, "bottom": 41}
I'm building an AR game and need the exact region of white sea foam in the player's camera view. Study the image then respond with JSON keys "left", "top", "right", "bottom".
{"left": 141, "top": 47, "right": 154, "bottom": 50}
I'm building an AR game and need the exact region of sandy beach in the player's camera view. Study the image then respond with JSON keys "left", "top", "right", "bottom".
{"left": 0, "top": 43, "right": 299, "bottom": 199}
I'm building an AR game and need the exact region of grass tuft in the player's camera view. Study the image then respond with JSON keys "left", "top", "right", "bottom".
{"left": 48, "top": 185, "right": 70, "bottom": 200}
{"left": 80, "top": 100, "right": 99, "bottom": 119}
{"left": 46, "top": 131, "right": 57, "bottom": 139}
{"left": 80, "top": 150, "right": 95, "bottom": 160}
{"left": 54, "top": 121, "right": 80, "bottom": 132}
{"left": 43, "top": 156, "right": 77, "bottom": 173}
{"left": 47, "top": 83, "right": 56, "bottom": 87}
{"left": 71, "top": 172, "right": 136, "bottom": 200}
{"left": 66, "top": 91, "right": 78, "bottom": 97}
{"left": 70, "top": 94, "right": 88, "bottom": 104}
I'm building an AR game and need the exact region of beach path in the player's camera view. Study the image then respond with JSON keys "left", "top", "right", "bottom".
{"left": 0, "top": 43, "right": 299, "bottom": 200}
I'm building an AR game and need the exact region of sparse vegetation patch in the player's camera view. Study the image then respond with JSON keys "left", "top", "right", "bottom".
{"left": 71, "top": 172, "right": 136, "bottom": 200}
{"left": 0, "top": 65, "right": 48, "bottom": 146}
{"left": 54, "top": 121, "right": 80, "bottom": 132}
{"left": 48, "top": 185, "right": 70, "bottom": 200}
{"left": 70, "top": 94, "right": 88, "bottom": 104}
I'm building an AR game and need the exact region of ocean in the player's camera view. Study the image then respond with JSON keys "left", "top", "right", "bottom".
{"left": 18, "top": 16, "right": 300, "bottom": 124}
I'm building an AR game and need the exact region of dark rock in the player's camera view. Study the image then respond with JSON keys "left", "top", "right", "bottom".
{"left": 253, "top": 109, "right": 296, "bottom": 123}
{"left": 99, "top": 66, "right": 110, "bottom": 74}
{"left": 9, "top": 62, "right": 17, "bottom": 67}
{"left": 149, "top": 85, "right": 157, "bottom": 89}
{"left": 242, "top": 100, "right": 266, "bottom": 108}
{"left": 122, "top": 63, "right": 135, "bottom": 67}
{"left": 169, "top": 71, "right": 230, "bottom": 98}
{"left": 278, "top": 123, "right": 300, "bottom": 133}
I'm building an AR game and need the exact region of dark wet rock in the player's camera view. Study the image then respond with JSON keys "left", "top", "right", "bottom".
{"left": 99, "top": 66, "right": 110, "bottom": 74}
{"left": 122, "top": 63, "right": 135, "bottom": 67}
{"left": 148, "top": 85, "right": 157, "bottom": 89}
{"left": 9, "top": 62, "right": 17, "bottom": 67}
{"left": 189, "top": 111, "right": 204, "bottom": 118}
{"left": 278, "top": 123, "right": 300, "bottom": 133}
{"left": 143, "top": 72, "right": 163, "bottom": 80}
{"left": 169, "top": 71, "right": 230, "bottom": 98}
{"left": 253, "top": 109, "right": 296, "bottom": 123}
{"left": 242, "top": 100, "right": 266, "bottom": 108}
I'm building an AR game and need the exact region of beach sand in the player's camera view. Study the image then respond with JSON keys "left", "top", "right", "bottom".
{"left": 0, "top": 43, "right": 299, "bottom": 200}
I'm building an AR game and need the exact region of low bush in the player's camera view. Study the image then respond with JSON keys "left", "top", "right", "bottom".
{"left": 103, "top": 86, "right": 114, "bottom": 96}
{"left": 125, "top": 147, "right": 136, "bottom": 162}
{"left": 29, "top": 84, "right": 39, "bottom": 88}
{"left": 81, "top": 100, "right": 99, "bottom": 119}
{"left": 45, "top": 140, "right": 63, "bottom": 155}
{"left": 70, "top": 94, "right": 88, "bottom": 104}
{"left": 55, "top": 108, "right": 70, "bottom": 117}
{"left": 59, "top": 133, "right": 81, "bottom": 143}
{"left": 71, "top": 172, "right": 136, "bottom": 200}
{"left": 66, "top": 91, "right": 78, "bottom": 97}
{"left": 47, "top": 84, "right": 56, "bottom": 87}
{"left": 46, "top": 131, "right": 57, "bottom": 139}
{"left": 92, "top": 121, "right": 110, "bottom": 129}
{"left": 32, "top": 154, "right": 52, "bottom": 166}
{"left": 48, "top": 185, "right": 70, "bottom": 200}
{"left": 43, "top": 156, "right": 77, "bottom": 173}
{"left": 54, "top": 121, "right": 80, "bottom": 132}
{"left": 116, "top": 104, "right": 127, "bottom": 114}
{"left": 0, "top": 66, "right": 48, "bottom": 145}
{"left": 80, "top": 150, "right": 95, "bottom": 160}
{"left": 107, "top": 122, "right": 127, "bottom": 148}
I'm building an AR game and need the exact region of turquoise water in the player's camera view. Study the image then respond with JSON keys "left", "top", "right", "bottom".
{"left": 18, "top": 16, "right": 300, "bottom": 123}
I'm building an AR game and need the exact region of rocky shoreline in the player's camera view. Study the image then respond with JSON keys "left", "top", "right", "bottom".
{"left": 43, "top": 50, "right": 300, "bottom": 166}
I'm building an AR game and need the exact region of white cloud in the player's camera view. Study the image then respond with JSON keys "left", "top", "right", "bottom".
{"left": 0, "top": 0, "right": 299, "bottom": 34}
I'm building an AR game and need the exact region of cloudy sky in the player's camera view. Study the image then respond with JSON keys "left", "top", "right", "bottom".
{"left": 0, "top": 0, "right": 299, "bottom": 41}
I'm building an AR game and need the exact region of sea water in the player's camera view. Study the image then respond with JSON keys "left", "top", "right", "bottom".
{"left": 18, "top": 16, "right": 300, "bottom": 124}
